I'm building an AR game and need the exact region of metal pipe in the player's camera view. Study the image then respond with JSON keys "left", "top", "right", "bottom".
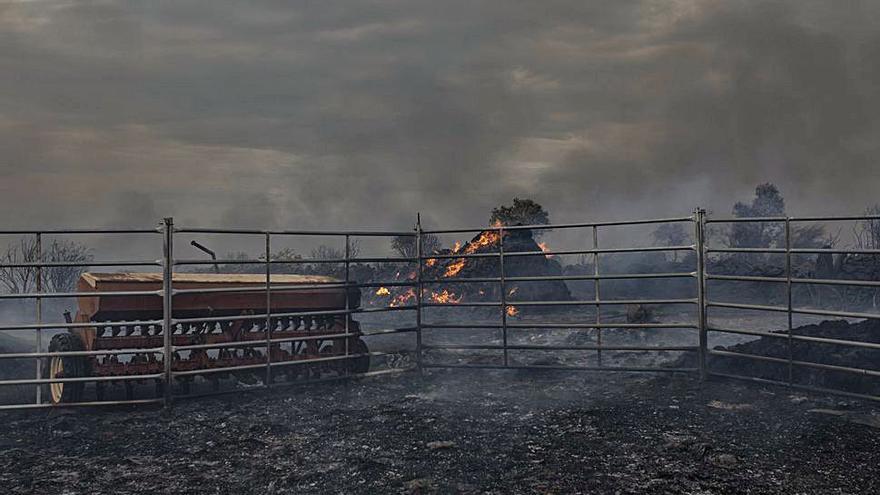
{"left": 421, "top": 364, "right": 698, "bottom": 373}
{"left": 421, "top": 215, "right": 695, "bottom": 235}
{"left": 0, "top": 347, "right": 165, "bottom": 359}
{"left": 593, "top": 225, "right": 602, "bottom": 367}
{"left": 162, "top": 217, "right": 174, "bottom": 407}
{"left": 0, "top": 260, "right": 162, "bottom": 268}
{"left": 265, "top": 232, "right": 272, "bottom": 387}
{"left": 499, "top": 225, "right": 508, "bottom": 367}
{"left": 694, "top": 209, "right": 708, "bottom": 380}
{"left": 708, "top": 349, "right": 880, "bottom": 378}
{"left": 0, "top": 373, "right": 165, "bottom": 386}
{"left": 421, "top": 245, "right": 695, "bottom": 261}
{"left": 421, "top": 322, "right": 698, "bottom": 329}
{"left": 34, "top": 232, "right": 42, "bottom": 405}
{"left": 707, "top": 301, "right": 880, "bottom": 320}
{"left": 174, "top": 227, "right": 417, "bottom": 237}
{"left": 415, "top": 216, "right": 423, "bottom": 373}
{"left": 706, "top": 325, "right": 880, "bottom": 350}
{"left": 190, "top": 240, "right": 219, "bottom": 273}
{"left": 420, "top": 272, "right": 696, "bottom": 285}
{"left": 785, "top": 217, "right": 794, "bottom": 386}
{"left": 422, "top": 344, "right": 698, "bottom": 351}
{"left": 0, "top": 289, "right": 163, "bottom": 300}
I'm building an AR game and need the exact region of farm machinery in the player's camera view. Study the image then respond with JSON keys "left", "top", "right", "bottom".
{"left": 46, "top": 272, "right": 368, "bottom": 403}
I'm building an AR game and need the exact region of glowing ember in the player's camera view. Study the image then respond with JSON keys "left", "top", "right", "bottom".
{"left": 390, "top": 288, "right": 416, "bottom": 307}
{"left": 375, "top": 287, "right": 391, "bottom": 296}
{"left": 429, "top": 289, "right": 463, "bottom": 304}
{"left": 505, "top": 305, "right": 519, "bottom": 317}
{"left": 538, "top": 242, "right": 553, "bottom": 258}
{"left": 425, "top": 258, "right": 437, "bottom": 267}
{"left": 452, "top": 241, "right": 462, "bottom": 253}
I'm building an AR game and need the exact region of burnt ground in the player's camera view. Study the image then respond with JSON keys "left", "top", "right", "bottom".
{"left": 1, "top": 370, "right": 878, "bottom": 494}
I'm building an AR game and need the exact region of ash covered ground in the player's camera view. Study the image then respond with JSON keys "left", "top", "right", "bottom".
{"left": 1, "top": 368, "right": 879, "bottom": 494}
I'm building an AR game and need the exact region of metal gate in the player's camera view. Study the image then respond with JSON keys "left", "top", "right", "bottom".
{"left": 701, "top": 213, "right": 880, "bottom": 401}
{"left": 2, "top": 209, "right": 880, "bottom": 410}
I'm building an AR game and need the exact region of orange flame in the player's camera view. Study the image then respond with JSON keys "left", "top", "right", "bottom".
{"left": 375, "top": 287, "right": 391, "bottom": 296}
{"left": 506, "top": 305, "right": 519, "bottom": 317}
{"left": 443, "top": 228, "right": 503, "bottom": 278}
{"left": 425, "top": 258, "right": 437, "bottom": 267}
{"left": 538, "top": 242, "right": 553, "bottom": 258}
{"left": 390, "top": 288, "right": 416, "bottom": 307}
{"left": 429, "top": 289, "right": 462, "bottom": 304}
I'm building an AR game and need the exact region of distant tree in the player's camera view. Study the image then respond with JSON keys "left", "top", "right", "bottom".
{"left": 0, "top": 237, "right": 92, "bottom": 294}
{"left": 854, "top": 205, "right": 880, "bottom": 249}
{"left": 490, "top": 198, "right": 550, "bottom": 227}
{"left": 651, "top": 224, "right": 688, "bottom": 261}
{"left": 729, "top": 183, "right": 786, "bottom": 248}
{"left": 391, "top": 234, "right": 441, "bottom": 258}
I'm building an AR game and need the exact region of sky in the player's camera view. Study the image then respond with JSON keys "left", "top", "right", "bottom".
{"left": 2, "top": 0, "right": 880, "bottom": 233}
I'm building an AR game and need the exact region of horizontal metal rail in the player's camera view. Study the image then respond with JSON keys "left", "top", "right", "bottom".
{"left": 422, "top": 363, "right": 698, "bottom": 372}
{"left": 170, "top": 280, "right": 417, "bottom": 296}
{"left": 421, "top": 215, "right": 695, "bottom": 235}
{"left": 0, "top": 373, "right": 164, "bottom": 386}
{"left": 0, "top": 319, "right": 162, "bottom": 332}
{"left": 707, "top": 301, "right": 880, "bottom": 320}
{"left": 421, "top": 272, "right": 695, "bottom": 285}
{"left": 421, "top": 322, "right": 697, "bottom": 329}
{"left": 423, "top": 344, "right": 697, "bottom": 352}
{"left": 707, "top": 247, "right": 880, "bottom": 255}
{"left": 0, "top": 228, "right": 160, "bottom": 235}
{"left": 706, "top": 214, "right": 880, "bottom": 224}
{"left": 0, "top": 260, "right": 161, "bottom": 268}
{"left": 0, "top": 289, "right": 162, "bottom": 300}
{"left": 172, "top": 327, "right": 417, "bottom": 351}
{"left": 175, "top": 227, "right": 415, "bottom": 237}
{"left": 0, "top": 347, "right": 165, "bottom": 359}
{"left": 422, "top": 245, "right": 695, "bottom": 261}
{"left": 420, "top": 298, "right": 696, "bottom": 309}
{"left": 175, "top": 257, "right": 416, "bottom": 266}
{"left": 707, "top": 274, "right": 880, "bottom": 288}
{"left": 171, "top": 305, "right": 416, "bottom": 325}
{"left": 707, "top": 326, "right": 880, "bottom": 351}
{"left": 708, "top": 349, "right": 880, "bottom": 378}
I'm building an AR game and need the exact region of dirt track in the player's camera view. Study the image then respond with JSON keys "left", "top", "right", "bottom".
{"left": 0, "top": 370, "right": 878, "bottom": 494}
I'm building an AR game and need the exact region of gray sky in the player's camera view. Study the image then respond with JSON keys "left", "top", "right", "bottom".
{"left": 2, "top": 0, "right": 880, "bottom": 232}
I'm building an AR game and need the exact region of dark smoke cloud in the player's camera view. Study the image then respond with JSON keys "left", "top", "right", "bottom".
{"left": 1, "top": 1, "right": 879, "bottom": 232}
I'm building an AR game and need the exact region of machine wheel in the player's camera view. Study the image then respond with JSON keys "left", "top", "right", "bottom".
{"left": 45, "top": 333, "right": 88, "bottom": 404}
{"left": 350, "top": 338, "right": 370, "bottom": 374}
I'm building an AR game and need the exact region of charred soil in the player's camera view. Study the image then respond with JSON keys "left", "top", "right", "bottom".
{"left": 0, "top": 371, "right": 878, "bottom": 494}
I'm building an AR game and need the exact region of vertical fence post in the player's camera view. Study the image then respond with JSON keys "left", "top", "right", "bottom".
{"left": 593, "top": 226, "right": 602, "bottom": 367}
{"left": 694, "top": 208, "right": 708, "bottom": 381}
{"left": 344, "top": 235, "right": 351, "bottom": 361}
{"left": 265, "top": 232, "right": 272, "bottom": 388}
{"left": 34, "top": 233, "right": 42, "bottom": 405}
{"left": 785, "top": 217, "right": 793, "bottom": 386}
{"left": 162, "top": 217, "right": 174, "bottom": 407}
{"left": 499, "top": 225, "right": 508, "bottom": 368}
{"left": 415, "top": 215, "right": 423, "bottom": 373}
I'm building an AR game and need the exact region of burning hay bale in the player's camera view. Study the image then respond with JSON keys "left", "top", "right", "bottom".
{"left": 371, "top": 226, "right": 572, "bottom": 310}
